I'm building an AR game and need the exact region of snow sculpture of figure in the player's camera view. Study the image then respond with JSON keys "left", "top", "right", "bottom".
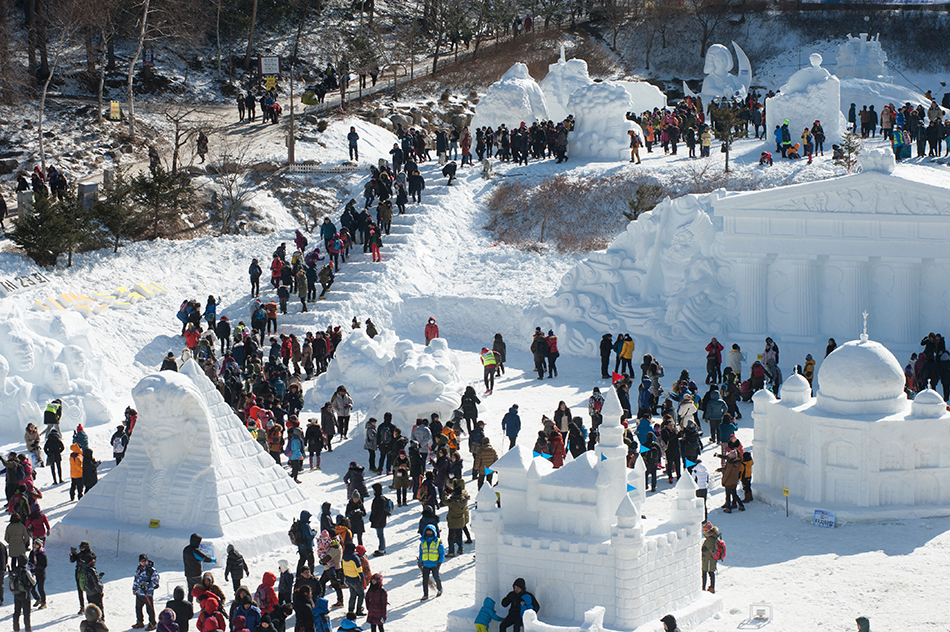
{"left": 684, "top": 42, "right": 752, "bottom": 104}
{"left": 533, "top": 191, "right": 737, "bottom": 362}
{"left": 765, "top": 53, "right": 846, "bottom": 146}
{"left": 55, "top": 361, "right": 308, "bottom": 558}
{"left": 0, "top": 355, "right": 33, "bottom": 432}
{"left": 539, "top": 48, "right": 594, "bottom": 122}
{"left": 471, "top": 63, "right": 549, "bottom": 130}
{"left": 835, "top": 33, "right": 891, "bottom": 82}
{"left": 372, "top": 338, "right": 463, "bottom": 433}
{"left": 567, "top": 81, "right": 641, "bottom": 161}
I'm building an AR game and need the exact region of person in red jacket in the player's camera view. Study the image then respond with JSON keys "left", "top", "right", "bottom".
{"left": 545, "top": 331, "right": 559, "bottom": 378}
{"left": 365, "top": 573, "right": 388, "bottom": 632}
{"left": 705, "top": 338, "right": 724, "bottom": 384}
{"left": 424, "top": 318, "right": 439, "bottom": 346}
{"left": 255, "top": 572, "right": 279, "bottom": 616}
{"left": 184, "top": 324, "right": 200, "bottom": 353}
{"left": 547, "top": 431, "right": 566, "bottom": 468}
{"left": 196, "top": 594, "right": 226, "bottom": 631}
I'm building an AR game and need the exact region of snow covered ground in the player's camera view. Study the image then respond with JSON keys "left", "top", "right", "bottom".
{"left": 1, "top": 107, "right": 949, "bottom": 632}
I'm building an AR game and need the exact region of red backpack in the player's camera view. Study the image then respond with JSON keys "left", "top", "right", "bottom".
{"left": 712, "top": 538, "right": 726, "bottom": 560}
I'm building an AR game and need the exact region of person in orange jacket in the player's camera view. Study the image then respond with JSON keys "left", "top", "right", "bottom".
{"left": 69, "top": 444, "right": 84, "bottom": 501}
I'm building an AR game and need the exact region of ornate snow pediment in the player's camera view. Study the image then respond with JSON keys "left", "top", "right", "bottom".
{"left": 714, "top": 172, "right": 950, "bottom": 218}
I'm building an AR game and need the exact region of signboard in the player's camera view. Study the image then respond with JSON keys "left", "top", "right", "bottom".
{"left": 78, "top": 182, "right": 98, "bottom": 209}
{"left": 0, "top": 272, "right": 52, "bottom": 296}
{"left": 813, "top": 509, "right": 836, "bottom": 528}
{"left": 143, "top": 50, "right": 155, "bottom": 67}
{"left": 148, "top": 519, "right": 160, "bottom": 528}
{"left": 782, "top": 487, "right": 790, "bottom": 497}
{"left": 265, "top": 75, "right": 277, "bottom": 90}
{"left": 259, "top": 56, "right": 281, "bottom": 76}
{"left": 110, "top": 101, "right": 121, "bottom": 120}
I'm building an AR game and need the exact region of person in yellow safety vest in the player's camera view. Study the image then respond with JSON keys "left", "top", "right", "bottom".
{"left": 44, "top": 399, "right": 62, "bottom": 434}
{"left": 417, "top": 524, "right": 444, "bottom": 600}
{"left": 480, "top": 348, "right": 498, "bottom": 395}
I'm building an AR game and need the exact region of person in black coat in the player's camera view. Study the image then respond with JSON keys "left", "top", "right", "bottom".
{"left": 368, "top": 482, "right": 388, "bottom": 556}
{"left": 81, "top": 448, "right": 99, "bottom": 491}
{"left": 182, "top": 533, "right": 214, "bottom": 602}
{"left": 441, "top": 161, "right": 457, "bottom": 185}
{"left": 600, "top": 334, "right": 613, "bottom": 379}
{"left": 319, "top": 502, "right": 334, "bottom": 535}
{"left": 500, "top": 577, "right": 539, "bottom": 632}
{"left": 224, "top": 544, "right": 249, "bottom": 596}
{"left": 215, "top": 317, "right": 231, "bottom": 356}
{"left": 166, "top": 586, "right": 194, "bottom": 632}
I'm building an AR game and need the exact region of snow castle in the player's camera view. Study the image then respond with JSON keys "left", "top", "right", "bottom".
{"left": 51, "top": 360, "right": 308, "bottom": 559}
{"left": 754, "top": 333, "right": 950, "bottom": 521}
{"left": 448, "top": 389, "right": 719, "bottom": 632}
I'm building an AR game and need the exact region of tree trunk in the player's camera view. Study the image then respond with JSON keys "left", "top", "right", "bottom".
{"left": 431, "top": 38, "right": 441, "bottom": 75}
{"left": 37, "top": 0, "right": 48, "bottom": 80}
{"left": 84, "top": 26, "right": 95, "bottom": 74}
{"left": 0, "top": 0, "right": 9, "bottom": 84}
{"left": 215, "top": 0, "right": 222, "bottom": 80}
{"left": 25, "top": 0, "right": 36, "bottom": 79}
{"left": 97, "top": 27, "right": 108, "bottom": 124}
{"left": 127, "top": 0, "right": 151, "bottom": 141}
{"left": 244, "top": 0, "right": 259, "bottom": 70}
{"left": 107, "top": 34, "right": 116, "bottom": 70}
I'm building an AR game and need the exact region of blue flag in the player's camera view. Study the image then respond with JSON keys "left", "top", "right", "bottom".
{"left": 601, "top": 454, "right": 608, "bottom": 461}
{"left": 685, "top": 459, "right": 696, "bottom": 468}
{"left": 542, "top": 453, "right": 553, "bottom": 460}
{"left": 484, "top": 467, "right": 494, "bottom": 475}
{"left": 639, "top": 444, "right": 650, "bottom": 453}
{"left": 627, "top": 484, "right": 637, "bottom": 492}
{"left": 532, "top": 451, "right": 542, "bottom": 458}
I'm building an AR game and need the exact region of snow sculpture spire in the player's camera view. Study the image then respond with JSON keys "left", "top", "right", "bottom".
{"left": 862, "top": 310, "right": 869, "bottom": 342}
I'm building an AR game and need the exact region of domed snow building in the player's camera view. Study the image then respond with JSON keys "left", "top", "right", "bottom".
{"left": 753, "top": 334, "right": 950, "bottom": 520}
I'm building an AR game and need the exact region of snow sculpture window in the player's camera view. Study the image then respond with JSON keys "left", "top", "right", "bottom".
{"left": 881, "top": 444, "right": 903, "bottom": 471}
{"left": 914, "top": 476, "right": 939, "bottom": 505}
{"left": 916, "top": 444, "right": 938, "bottom": 469}
{"left": 826, "top": 441, "right": 858, "bottom": 469}
{"left": 879, "top": 478, "right": 900, "bottom": 506}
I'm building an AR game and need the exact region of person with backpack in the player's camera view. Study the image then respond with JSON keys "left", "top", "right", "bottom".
{"left": 363, "top": 418, "right": 378, "bottom": 474}
{"left": 703, "top": 388, "right": 727, "bottom": 446}
{"left": 110, "top": 425, "right": 129, "bottom": 465}
{"left": 224, "top": 544, "right": 249, "bottom": 597}
{"left": 70, "top": 541, "right": 103, "bottom": 615}
{"left": 701, "top": 521, "right": 723, "bottom": 593}
{"left": 132, "top": 553, "right": 161, "bottom": 630}
{"left": 254, "top": 572, "right": 279, "bottom": 619}
{"left": 9, "top": 555, "right": 35, "bottom": 632}
{"left": 291, "top": 510, "right": 317, "bottom": 575}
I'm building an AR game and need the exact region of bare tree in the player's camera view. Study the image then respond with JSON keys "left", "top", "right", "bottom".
{"left": 127, "top": 0, "right": 151, "bottom": 140}
{"left": 38, "top": 3, "right": 83, "bottom": 173}
{"left": 213, "top": 134, "right": 257, "bottom": 236}
{"left": 163, "top": 105, "right": 200, "bottom": 174}
{"left": 244, "top": 0, "right": 258, "bottom": 70}
{"left": 684, "top": 0, "right": 726, "bottom": 59}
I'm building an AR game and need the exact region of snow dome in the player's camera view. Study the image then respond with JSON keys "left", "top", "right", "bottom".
{"left": 779, "top": 372, "right": 811, "bottom": 406}
{"left": 816, "top": 335, "right": 907, "bottom": 416}
{"left": 471, "top": 63, "right": 549, "bottom": 130}
{"left": 911, "top": 388, "right": 947, "bottom": 419}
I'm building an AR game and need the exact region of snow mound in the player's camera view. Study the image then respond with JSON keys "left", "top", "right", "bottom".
{"left": 858, "top": 147, "right": 896, "bottom": 174}
{"left": 0, "top": 299, "right": 110, "bottom": 435}
{"left": 51, "top": 360, "right": 308, "bottom": 559}
{"left": 304, "top": 330, "right": 464, "bottom": 433}
{"left": 839, "top": 77, "right": 941, "bottom": 118}
{"left": 293, "top": 118, "right": 398, "bottom": 167}
{"left": 766, "top": 53, "right": 847, "bottom": 145}
{"left": 566, "top": 82, "right": 636, "bottom": 161}
{"left": 471, "top": 63, "right": 549, "bottom": 130}
{"left": 539, "top": 57, "right": 593, "bottom": 122}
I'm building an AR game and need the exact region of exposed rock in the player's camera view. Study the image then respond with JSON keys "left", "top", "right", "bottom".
{"left": 0, "top": 159, "right": 18, "bottom": 175}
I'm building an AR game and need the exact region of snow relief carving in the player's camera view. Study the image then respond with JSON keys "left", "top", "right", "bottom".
{"left": 684, "top": 42, "right": 752, "bottom": 103}
{"left": 567, "top": 82, "right": 640, "bottom": 161}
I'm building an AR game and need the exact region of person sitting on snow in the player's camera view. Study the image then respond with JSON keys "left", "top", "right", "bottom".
{"left": 759, "top": 151, "right": 773, "bottom": 166}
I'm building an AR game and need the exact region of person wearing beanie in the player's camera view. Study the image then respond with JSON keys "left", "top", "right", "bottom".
{"left": 231, "top": 614, "right": 247, "bottom": 632}
{"left": 195, "top": 594, "right": 225, "bottom": 631}
{"left": 165, "top": 586, "right": 193, "bottom": 632}
{"left": 132, "top": 554, "right": 161, "bottom": 629}
{"left": 500, "top": 578, "right": 539, "bottom": 632}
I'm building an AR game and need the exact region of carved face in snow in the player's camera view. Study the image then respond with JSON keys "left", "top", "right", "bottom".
{"left": 60, "top": 346, "right": 88, "bottom": 381}
{"left": 44, "top": 362, "right": 71, "bottom": 396}
{"left": 703, "top": 44, "right": 733, "bottom": 77}
{"left": 3, "top": 330, "right": 35, "bottom": 373}
{"left": 132, "top": 373, "right": 202, "bottom": 471}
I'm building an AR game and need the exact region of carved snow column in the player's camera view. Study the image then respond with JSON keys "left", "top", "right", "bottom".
{"left": 473, "top": 482, "right": 502, "bottom": 604}
{"left": 786, "top": 255, "right": 818, "bottom": 337}
{"left": 611, "top": 495, "right": 645, "bottom": 629}
{"left": 752, "top": 389, "right": 776, "bottom": 490}
{"left": 828, "top": 256, "right": 869, "bottom": 339}
{"left": 881, "top": 258, "right": 920, "bottom": 344}
{"left": 735, "top": 256, "right": 769, "bottom": 335}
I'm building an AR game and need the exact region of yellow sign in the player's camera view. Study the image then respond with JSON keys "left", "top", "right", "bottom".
{"left": 149, "top": 519, "right": 161, "bottom": 528}
{"left": 110, "top": 101, "right": 121, "bottom": 120}
{"left": 782, "top": 488, "right": 790, "bottom": 497}
{"left": 265, "top": 75, "right": 277, "bottom": 90}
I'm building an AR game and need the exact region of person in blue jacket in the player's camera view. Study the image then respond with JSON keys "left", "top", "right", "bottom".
{"left": 636, "top": 416, "right": 654, "bottom": 446}
{"left": 501, "top": 405, "right": 521, "bottom": 450}
{"left": 500, "top": 578, "right": 539, "bottom": 632}
{"left": 249, "top": 258, "right": 263, "bottom": 298}
{"left": 417, "top": 525, "right": 444, "bottom": 601}
{"left": 773, "top": 125, "right": 782, "bottom": 153}
{"left": 475, "top": 597, "right": 503, "bottom": 632}
{"left": 313, "top": 597, "right": 332, "bottom": 632}
{"left": 320, "top": 217, "right": 337, "bottom": 249}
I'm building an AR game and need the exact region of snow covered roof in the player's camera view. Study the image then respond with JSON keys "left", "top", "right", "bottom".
{"left": 492, "top": 445, "right": 535, "bottom": 472}
{"left": 541, "top": 451, "right": 599, "bottom": 489}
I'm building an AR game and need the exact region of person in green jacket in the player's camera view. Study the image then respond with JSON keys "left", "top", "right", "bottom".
{"left": 443, "top": 481, "right": 470, "bottom": 558}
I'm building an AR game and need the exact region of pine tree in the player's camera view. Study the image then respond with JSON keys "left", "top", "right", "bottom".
{"left": 93, "top": 170, "right": 138, "bottom": 252}
{"left": 10, "top": 193, "right": 91, "bottom": 267}
{"left": 834, "top": 131, "right": 862, "bottom": 174}
{"left": 710, "top": 102, "right": 741, "bottom": 173}
{"left": 130, "top": 166, "right": 194, "bottom": 240}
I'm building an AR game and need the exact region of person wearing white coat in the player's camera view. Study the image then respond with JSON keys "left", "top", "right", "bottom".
{"left": 726, "top": 345, "right": 746, "bottom": 380}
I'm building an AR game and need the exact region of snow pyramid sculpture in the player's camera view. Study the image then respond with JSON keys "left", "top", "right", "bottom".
{"left": 765, "top": 53, "right": 847, "bottom": 146}
{"left": 754, "top": 333, "right": 950, "bottom": 520}
{"left": 446, "top": 384, "right": 716, "bottom": 632}
{"left": 51, "top": 360, "right": 308, "bottom": 559}
{"left": 539, "top": 49, "right": 594, "bottom": 122}
{"left": 471, "top": 63, "right": 549, "bottom": 130}
{"left": 304, "top": 329, "right": 464, "bottom": 434}
{"left": 0, "top": 299, "right": 110, "bottom": 435}
{"left": 567, "top": 81, "right": 640, "bottom": 161}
